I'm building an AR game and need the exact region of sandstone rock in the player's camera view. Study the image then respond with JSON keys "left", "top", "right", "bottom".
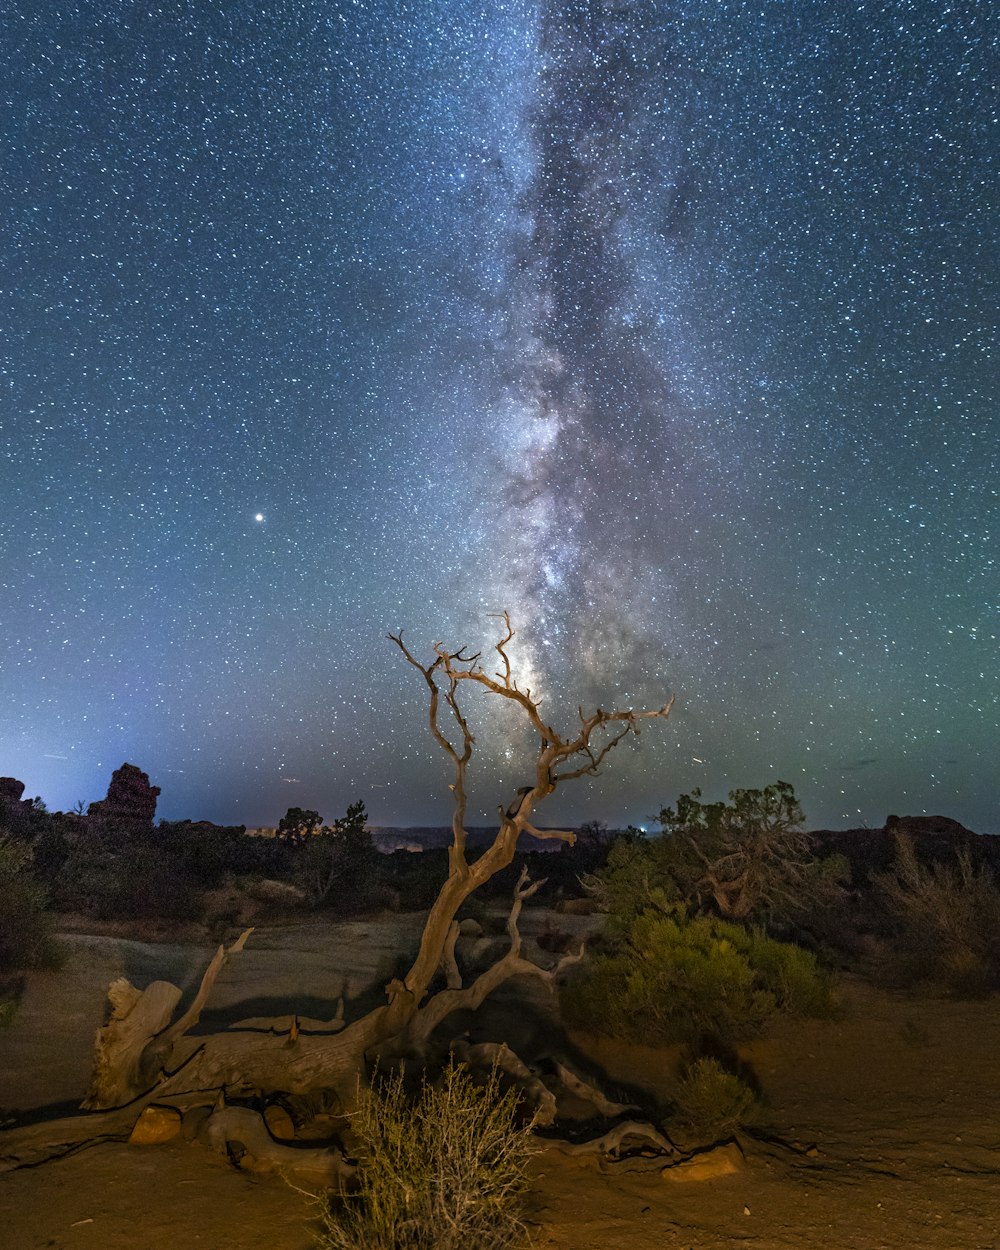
{"left": 129, "top": 1104, "right": 181, "bottom": 1145}
{"left": 886, "top": 813, "right": 975, "bottom": 838}
{"left": 468, "top": 936, "right": 502, "bottom": 968}
{"left": 458, "top": 917, "right": 485, "bottom": 939}
{"left": 295, "top": 1112, "right": 340, "bottom": 1143}
{"left": 87, "top": 763, "right": 160, "bottom": 834}
{"left": 662, "top": 1141, "right": 744, "bottom": 1183}
{"left": 0, "top": 778, "right": 34, "bottom": 831}
{"left": 0, "top": 777, "right": 26, "bottom": 808}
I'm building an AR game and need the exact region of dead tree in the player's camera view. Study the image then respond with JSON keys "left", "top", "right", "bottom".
{"left": 1, "top": 615, "right": 674, "bottom": 1170}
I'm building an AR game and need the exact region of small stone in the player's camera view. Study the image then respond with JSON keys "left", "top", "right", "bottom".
{"left": 129, "top": 1104, "right": 181, "bottom": 1145}
{"left": 662, "top": 1142, "right": 744, "bottom": 1183}
{"left": 264, "top": 1104, "right": 296, "bottom": 1140}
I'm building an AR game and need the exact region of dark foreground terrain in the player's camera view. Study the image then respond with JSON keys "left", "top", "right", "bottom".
{"left": 2, "top": 912, "right": 999, "bottom": 1250}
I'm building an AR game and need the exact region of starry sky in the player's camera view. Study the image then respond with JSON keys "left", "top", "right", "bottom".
{"left": 2, "top": 1, "right": 996, "bottom": 833}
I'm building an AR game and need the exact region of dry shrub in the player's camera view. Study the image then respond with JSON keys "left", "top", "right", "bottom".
{"left": 874, "top": 833, "right": 1000, "bottom": 996}
{"left": 318, "top": 1061, "right": 534, "bottom": 1250}
{"left": 0, "top": 834, "right": 58, "bottom": 973}
{"left": 672, "top": 1057, "right": 766, "bottom": 1140}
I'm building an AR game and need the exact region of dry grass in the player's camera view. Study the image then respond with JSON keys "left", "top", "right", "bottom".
{"left": 318, "top": 1061, "right": 535, "bottom": 1250}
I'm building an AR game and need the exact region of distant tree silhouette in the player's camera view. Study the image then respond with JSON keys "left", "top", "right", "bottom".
{"left": 297, "top": 800, "right": 375, "bottom": 907}
{"left": 277, "top": 806, "right": 323, "bottom": 843}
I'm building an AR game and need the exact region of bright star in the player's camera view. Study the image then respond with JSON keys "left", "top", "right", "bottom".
{"left": 254, "top": 513, "right": 264, "bottom": 523}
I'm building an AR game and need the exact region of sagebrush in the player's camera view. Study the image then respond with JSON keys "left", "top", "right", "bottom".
{"left": 318, "top": 1061, "right": 535, "bottom": 1250}
{"left": 873, "top": 832, "right": 1000, "bottom": 996}
{"left": 672, "top": 1056, "right": 766, "bottom": 1140}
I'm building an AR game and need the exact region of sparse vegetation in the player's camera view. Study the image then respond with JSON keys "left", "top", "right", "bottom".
{"left": 655, "top": 782, "right": 849, "bottom": 930}
{"left": 0, "top": 833, "right": 58, "bottom": 973}
{"left": 318, "top": 1062, "right": 534, "bottom": 1250}
{"left": 295, "top": 801, "right": 377, "bottom": 909}
{"left": 53, "top": 841, "right": 204, "bottom": 923}
{"left": 671, "top": 1056, "right": 766, "bottom": 1140}
{"left": 563, "top": 905, "right": 835, "bottom": 1045}
{"left": 873, "top": 832, "right": 1000, "bottom": 996}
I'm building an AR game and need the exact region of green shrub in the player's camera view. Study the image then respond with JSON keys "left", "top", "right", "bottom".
{"left": 672, "top": 1057, "right": 766, "bottom": 1140}
{"left": 581, "top": 836, "right": 677, "bottom": 936}
{"left": 0, "top": 834, "right": 57, "bottom": 973}
{"left": 742, "top": 928, "right": 836, "bottom": 1017}
{"left": 562, "top": 908, "right": 834, "bottom": 1045}
{"left": 318, "top": 1062, "right": 534, "bottom": 1250}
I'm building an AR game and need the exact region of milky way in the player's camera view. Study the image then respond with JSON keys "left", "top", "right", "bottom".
{"left": 1, "top": 1, "right": 996, "bottom": 831}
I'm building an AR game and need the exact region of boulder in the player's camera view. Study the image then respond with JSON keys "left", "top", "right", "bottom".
{"left": 129, "top": 1104, "right": 182, "bottom": 1145}
{"left": 264, "top": 1104, "right": 296, "bottom": 1140}
{"left": 662, "top": 1140, "right": 744, "bottom": 1183}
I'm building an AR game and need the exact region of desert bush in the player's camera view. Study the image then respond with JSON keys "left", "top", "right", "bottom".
{"left": 318, "top": 1061, "right": 534, "bottom": 1250}
{"left": 873, "top": 833, "right": 1000, "bottom": 995}
{"left": 54, "top": 842, "right": 203, "bottom": 923}
{"left": 156, "top": 821, "right": 248, "bottom": 887}
{"left": 381, "top": 848, "right": 453, "bottom": 912}
{"left": 277, "top": 806, "right": 323, "bottom": 843}
{"left": 294, "top": 801, "right": 378, "bottom": 909}
{"left": 580, "top": 835, "right": 678, "bottom": 935}
{"left": 562, "top": 907, "right": 834, "bottom": 1046}
{"left": 671, "top": 1057, "right": 766, "bottom": 1140}
{"left": 0, "top": 834, "right": 58, "bottom": 973}
{"left": 655, "top": 782, "right": 849, "bottom": 929}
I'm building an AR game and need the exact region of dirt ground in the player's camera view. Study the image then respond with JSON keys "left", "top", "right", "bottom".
{"left": 2, "top": 912, "right": 999, "bottom": 1250}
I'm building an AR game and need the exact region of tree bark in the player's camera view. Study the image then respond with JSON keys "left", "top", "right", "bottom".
{"left": 2, "top": 617, "right": 675, "bottom": 1170}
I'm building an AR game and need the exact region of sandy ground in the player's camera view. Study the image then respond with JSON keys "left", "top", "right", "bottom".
{"left": 2, "top": 912, "right": 1000, "bottom": 1250}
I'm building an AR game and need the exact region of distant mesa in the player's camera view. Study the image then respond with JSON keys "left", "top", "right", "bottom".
{"left": 241, "top": 824, "right": 558, "bottom": 854}
{"left": 368, "top": 826, "right": 563, "bottom": 854}
{"left": 814, "top": 812, "right": 996, "bottom": 879}
{"left": 884, "top": 813, "right": 973, "bottom": 839}
{"left": 1, "top": 761, "right": 993, "bottom": 873}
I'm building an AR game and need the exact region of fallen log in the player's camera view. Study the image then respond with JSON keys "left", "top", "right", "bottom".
{"left": 84, "top": 928, "right": 253, "bottom": 1110}
{"left": 202, "top": 1104, "right": 353, "bottom": 1186}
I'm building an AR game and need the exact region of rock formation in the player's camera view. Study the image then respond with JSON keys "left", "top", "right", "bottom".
{"left": 87, "top": 763, "right": 160, "bottom": 835}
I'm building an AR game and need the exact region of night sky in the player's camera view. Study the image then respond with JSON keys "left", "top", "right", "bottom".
{"left": 2, "top": 1, "right": 996, "bottom": 833}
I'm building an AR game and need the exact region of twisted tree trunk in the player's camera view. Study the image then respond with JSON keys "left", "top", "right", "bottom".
{"left": 1, "top": 616, "right": 674, "bottom": 1170}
